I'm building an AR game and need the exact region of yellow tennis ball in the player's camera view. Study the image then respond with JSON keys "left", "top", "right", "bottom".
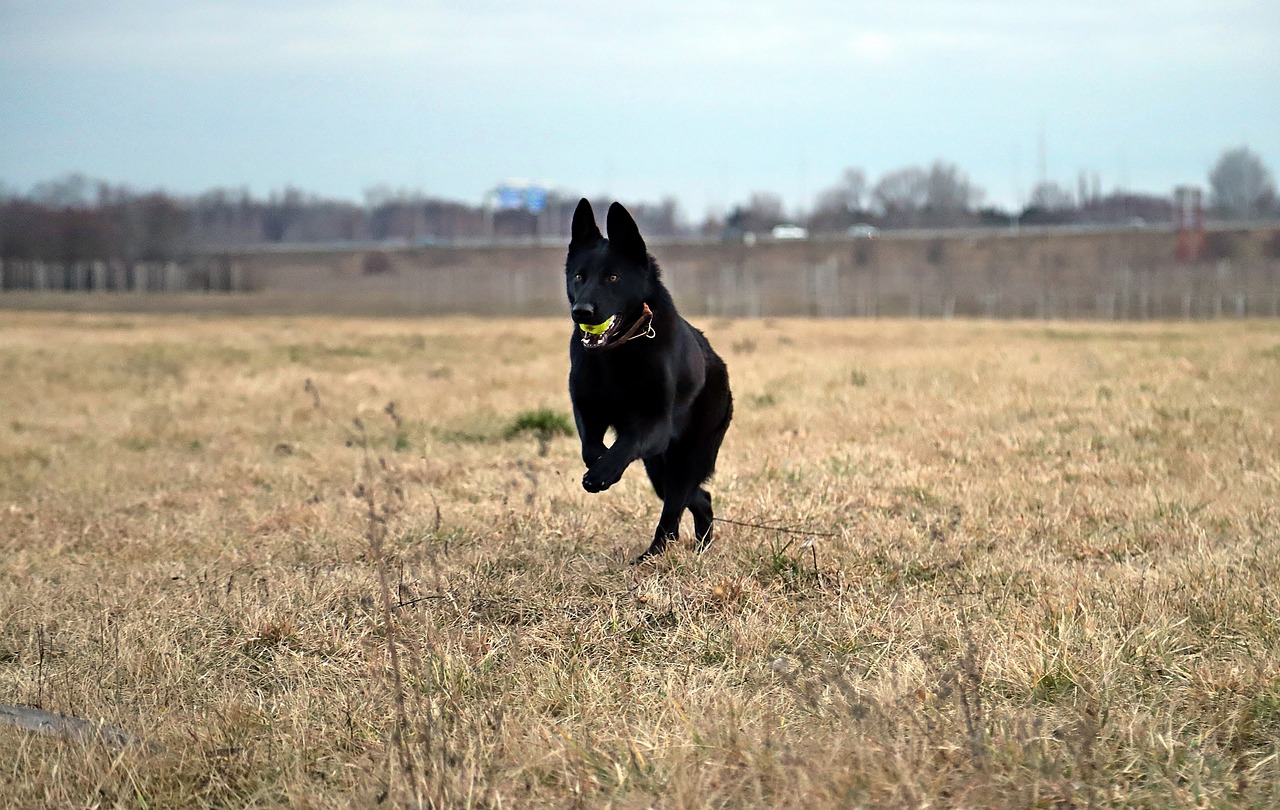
{"left": 579, "top": 317, "right": 614, "bottom": 335}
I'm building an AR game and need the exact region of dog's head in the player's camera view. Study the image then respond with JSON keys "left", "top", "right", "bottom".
{"left": 565, "top": 199, "right": 655, "bottom": 350}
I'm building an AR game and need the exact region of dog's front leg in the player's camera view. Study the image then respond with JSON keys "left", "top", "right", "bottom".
{"left": 582, "top": 418, "right": 673, "bottom": 493}
{"left": 573, "top": 406, "right": 608, "bottom": 468}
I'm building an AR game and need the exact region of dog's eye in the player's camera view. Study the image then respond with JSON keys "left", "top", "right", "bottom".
{"left": 574, "top": 273, "right": 584, "bottom": 282}
{"left": 607, "top": 274, "right": 619, "bottom": 283}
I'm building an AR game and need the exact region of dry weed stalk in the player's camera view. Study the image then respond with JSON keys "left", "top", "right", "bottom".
{"left": 351, "top": 412, "right": 432, "bottom": 806}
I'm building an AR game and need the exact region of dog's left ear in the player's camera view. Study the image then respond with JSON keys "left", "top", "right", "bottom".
{"left": 606, "top": 202, "right": 647, "bottom": 263}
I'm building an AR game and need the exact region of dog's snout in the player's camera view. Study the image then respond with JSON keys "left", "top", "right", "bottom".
{"left": 571, "top": 303, "right": 596, "bottom": 321}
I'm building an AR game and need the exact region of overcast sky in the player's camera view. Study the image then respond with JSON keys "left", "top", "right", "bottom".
{"left": 1, "top": 1, "right": 1277, "bottom": 217}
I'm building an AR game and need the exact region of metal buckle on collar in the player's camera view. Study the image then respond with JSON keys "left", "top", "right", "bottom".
{"left": 617, "top": 303, "right": 656, "bottom": 346}
{"left": 628, "top": 303, "right": 656, "bottom": 343}
{"left": 596, "top": 302, "right": 656, "bottom": 350}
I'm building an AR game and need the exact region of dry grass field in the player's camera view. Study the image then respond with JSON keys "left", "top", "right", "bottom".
{"left": 1, "top": 311, "right": 1279, "bottom": 808}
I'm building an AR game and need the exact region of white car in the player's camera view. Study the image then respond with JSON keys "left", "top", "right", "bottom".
{"left": 771, "top": 224, "right": 809, "bottom": 240}
{"left": 847, "top": 223, "right": 879, "bottom": 238}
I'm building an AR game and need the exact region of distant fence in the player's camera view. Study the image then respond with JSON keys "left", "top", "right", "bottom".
{"left": 3, "top": 225, "right": 1278, "bottom": 319}
{"left": 0, "top": 258, "right": 246, "bottom": 293}
{"left": 769, "top": 260, "right": 1280, "bottom": 320}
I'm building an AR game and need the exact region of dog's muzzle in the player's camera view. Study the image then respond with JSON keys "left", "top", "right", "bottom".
{"left": 578, "top": 315, "right": 620, "bottom": 349}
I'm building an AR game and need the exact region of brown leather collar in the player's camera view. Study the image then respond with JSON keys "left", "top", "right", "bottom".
{"left": 602, "top": 302, "right": 656, "bottom": 349}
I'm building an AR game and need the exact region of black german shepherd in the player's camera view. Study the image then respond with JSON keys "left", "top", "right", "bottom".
{"left": 565, "top": 199, "right": 733, "bottom": 563}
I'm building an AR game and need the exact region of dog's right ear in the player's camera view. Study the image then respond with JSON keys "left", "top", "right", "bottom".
{"left": 570, "top": 198, "right": 602, "bottom": 249}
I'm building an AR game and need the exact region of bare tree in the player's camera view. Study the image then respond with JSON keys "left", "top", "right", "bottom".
{"left": 623, "top": 196, "right": 684, "bottom": 239}
{"left": 1029, "top": 182, "right": 1075, "bottom": 211}
{"left": 746, "top": 192, "right": 784, "bottom": 224}
{"left": 820, "top": 168, "right": 866, "bottom": 212}
{"left": 808, "top": 168, "right": 869, "bottom": 232}
{"left": 263, "top": 187, "right": 309, "bottom": 242}
{"left": 31, "top": 173, "right": 94, "bottom": 207}
{"left": 872, "top": 166, "right": 928, "bottom": 227}
{"left": 1209, "top": 146, "right": 1276, "bottom": 220}
{"left": 922, "top": 161, "right": 983, "bottom": 227}
{"left": 131, "top": 193, "right": 191, "bottom": 261}
{"left": 1020, "top": 182, "right": 1079, "bottom": 225}
{"left": 725, "top": 191, "right": 786, "bottom": 235}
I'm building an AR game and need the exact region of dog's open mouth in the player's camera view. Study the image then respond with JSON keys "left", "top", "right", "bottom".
{"left": 578, "top": 315, "right": 620, "bottom": 349}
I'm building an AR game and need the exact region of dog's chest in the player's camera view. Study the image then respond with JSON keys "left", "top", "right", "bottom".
{"left": 573, "top": 356, "right": 656, "bottom": 402}
{"left": 571, "top": 352, "right": 703, "bottom": 439}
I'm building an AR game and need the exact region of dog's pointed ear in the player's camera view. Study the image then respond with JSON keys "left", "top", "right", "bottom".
{"left": 570, "top": 198, "right": 601, "bottom": 249}
{"left": 606, "top": 202, "right": 646, "bottom": 261}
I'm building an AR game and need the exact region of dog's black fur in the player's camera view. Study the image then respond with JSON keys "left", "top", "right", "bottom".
{"left": 565, "top": 199, "right": 733, "bottom": 562}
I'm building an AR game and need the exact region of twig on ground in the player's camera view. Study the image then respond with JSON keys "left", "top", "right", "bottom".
{"left": 713, "top": 515, "right": 838, "bottom": 537}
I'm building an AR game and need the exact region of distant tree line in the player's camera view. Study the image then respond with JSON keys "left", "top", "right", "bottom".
{"left": 2, "top": 147, "right": 1275, "bottom": 273}
{"left": 0, "top": 177, "right": 689, "bottom": 271}
{"left": 721, "top": 147, "right": 1277, "bottom": 236}
{"left": 0, "top": 176, "right": 191, "bottom": 270}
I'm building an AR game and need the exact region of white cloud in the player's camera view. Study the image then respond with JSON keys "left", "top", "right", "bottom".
{"left": 5, "top": 0, "right": 1275, "bottom": 74}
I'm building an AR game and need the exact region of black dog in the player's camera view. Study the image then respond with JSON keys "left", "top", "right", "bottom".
{"left": 565, "top": 199, "right": 733, "bottom": 562}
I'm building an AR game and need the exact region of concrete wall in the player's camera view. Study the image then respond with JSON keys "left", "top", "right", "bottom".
{"left": 211, "top": 225, "right": 1280, "bottom": 319}
{"left": 5, "top": 225, "right": 1278, "bottom": 319}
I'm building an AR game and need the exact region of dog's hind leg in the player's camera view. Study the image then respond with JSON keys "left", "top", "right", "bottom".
{"left": 689, "top": 487, "right": 714, "bottom": 551}
{"left": 634, "top": 457, "right": 698, "bottom": 564}
{"left": 634, "top": 496, "right": 686, "bottom": 563}
{"left": 633, "top": 457, "right": 670, "bottom": 562}
{"left": 684, "top": 383, "right": 732, "bottom": 556}
{"left": 642, "top": 456, "right": 666, "bottom": 500}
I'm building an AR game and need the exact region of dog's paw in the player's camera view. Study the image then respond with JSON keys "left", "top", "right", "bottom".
{"left": 582, "top": 463, "right": 622, "bottom": 493}
{"left": 631, "top": 543, "right": 666, "bottom": 565}
{"left": 581, "top": 470, "right": 611, "bottom": 493}
{"left": 631, "top": 532, "right": 674, "bottom": 564}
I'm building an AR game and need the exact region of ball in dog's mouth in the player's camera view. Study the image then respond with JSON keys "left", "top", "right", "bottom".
{"left": 578, "top": 315, "right": 619, "bottom": 348}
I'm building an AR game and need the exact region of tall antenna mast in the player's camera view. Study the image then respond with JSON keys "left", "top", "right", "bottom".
{"left": 1037, "top": 118, "right": 1047, "bottom": 188}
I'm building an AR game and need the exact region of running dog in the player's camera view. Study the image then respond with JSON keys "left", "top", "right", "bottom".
{"left": 564, "top": 199, "right": 733, "bottom": 562}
